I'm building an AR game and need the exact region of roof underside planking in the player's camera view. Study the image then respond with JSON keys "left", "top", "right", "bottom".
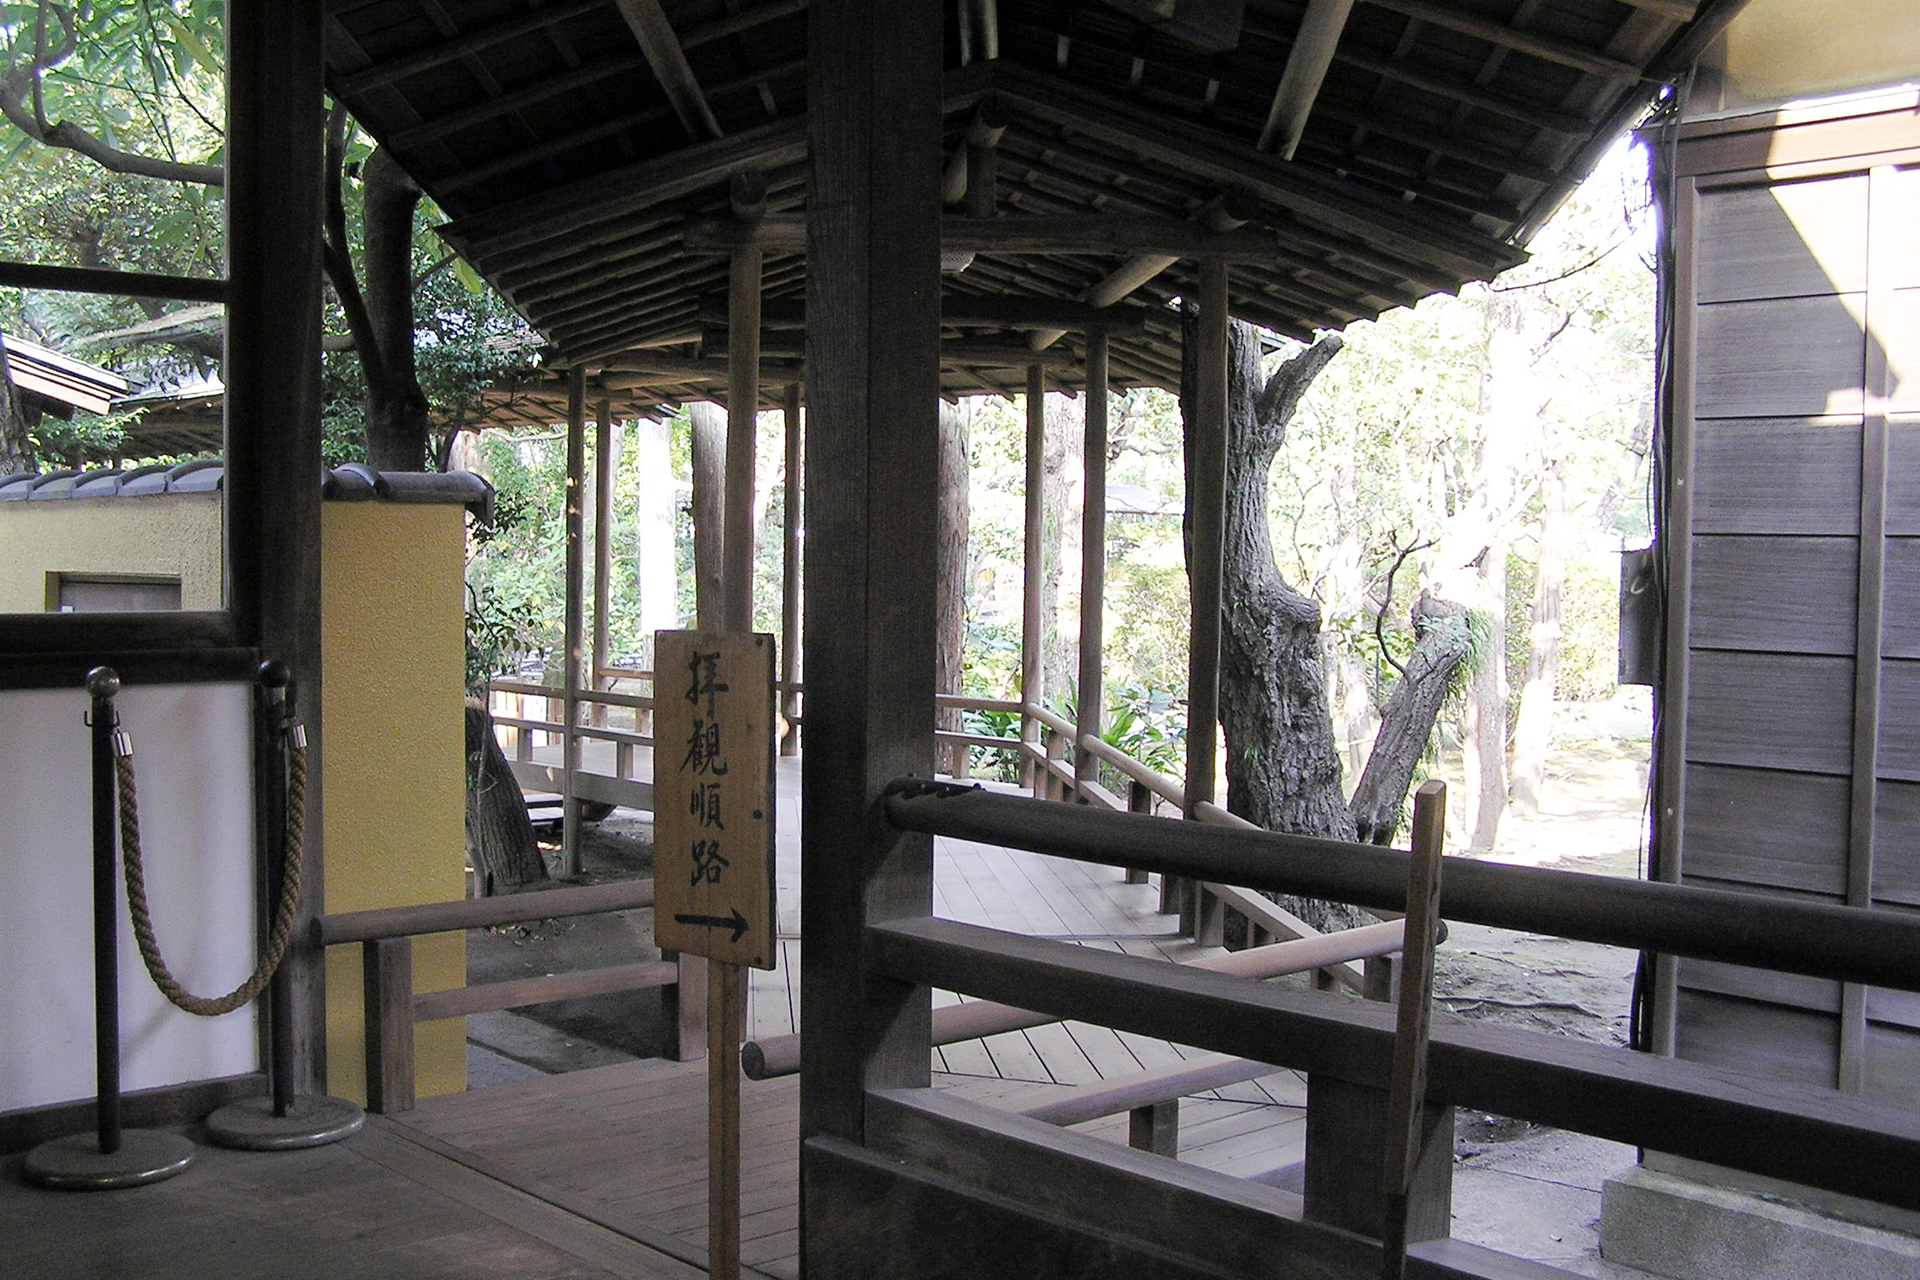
{"left": 324, "top": 0, "right": 1744, "bottom": 413}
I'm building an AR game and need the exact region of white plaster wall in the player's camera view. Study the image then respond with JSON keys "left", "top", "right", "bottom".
{"left": 0, "top": 682, "right": 258, "bottom": 1113}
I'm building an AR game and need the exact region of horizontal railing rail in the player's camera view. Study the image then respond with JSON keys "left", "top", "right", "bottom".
{"left": 883, "top": 781, "right": 1920, "bottom": 993}
{"left": 317, "top": 878, "right": 655, "bottom": 944}
{"left": 316, "top": 877, "right": 692, "bottom": 1113}
{"left": 867, "top": 913, "right": 1920, "bottom": 1214}
{"left": 741, "top": 919, "right": 1406, "bottom": 1080}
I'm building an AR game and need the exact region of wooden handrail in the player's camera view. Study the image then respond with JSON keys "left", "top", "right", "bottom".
{"left": 1023, "top": 700, "right": 1076, "bottom": 736}
{"left": 741, "top": 920, "right": 1405, "bottom": 1079}
{"left": 883, "top": 781, "right": 1920, "bottom": 993}
{"left": 1076, "top": 733, "right": 1186, "bottom": 808}
{"left": 868, "top": 914, "right": 1920, "bottom": 1214}
{"left": 574, "top": 724, "right": 653, "bottom": 748}
{"left": 413, "top": 960, "right": 678, "bottom": 1022}
{"left": 1010, "top": 1051, "right": 1273, "bottom": 1128}
{"left": 936, "top": 692, "right": 1024, "bottom": 714}
{"left": 319, "top": 878, "right": 656, "bottom": 944}
{"left": 934, "top": 730, "right": 1024, "bottom": 753}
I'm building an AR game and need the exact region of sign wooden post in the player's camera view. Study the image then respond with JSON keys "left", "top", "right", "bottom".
{"left": 653, "top": 631, "right": 778, "bottom": 1280}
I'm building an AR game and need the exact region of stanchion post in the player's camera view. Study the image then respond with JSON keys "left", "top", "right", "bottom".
{"left": 91, "top": 669, "right": 123, "bottom": 1156}
{"left": 263, "top": 664, "right": 297, "bottom": 1116}
{"left": 203, "top": 660, "right": 364, "bottom": 1150}
{"left": 23, "top": 668, "right": 196, "bottom": 1190}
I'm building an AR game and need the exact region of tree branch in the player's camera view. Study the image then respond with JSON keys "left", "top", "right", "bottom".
{"left": 1348, "top": 590, "right": 1472, "bottom": 845}
{"left": 0, "top": 3, "right": 223, "bottom": 187}
{"left": 1372, "top": 532, "right": 1433, "bottom": 677}
{"left": 323, "top": 102, "right": 387, "bottom": 391}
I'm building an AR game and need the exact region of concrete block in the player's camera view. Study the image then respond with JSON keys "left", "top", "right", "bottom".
{"left": 1601, "top": 1165, "right": 1920, "bottom": 1280}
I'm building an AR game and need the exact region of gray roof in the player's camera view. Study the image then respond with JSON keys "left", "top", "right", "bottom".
{"left": 0, "top": 461, "right": 494, "bottom": 522}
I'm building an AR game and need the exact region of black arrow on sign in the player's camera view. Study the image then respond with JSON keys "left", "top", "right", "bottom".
{"left": 675, "top": 908, "right": 750, "bottom": 943}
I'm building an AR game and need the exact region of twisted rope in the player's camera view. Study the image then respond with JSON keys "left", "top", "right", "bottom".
{"left": 118, "top": 732, "right": 307, "bottom": 1017}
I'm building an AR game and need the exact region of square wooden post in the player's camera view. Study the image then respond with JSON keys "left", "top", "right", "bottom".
{"left": 225, "top": 0, "right": 327, "bottom": 1092}
{"left": 799, "top": 0, "right": 942, "bottom": 1171}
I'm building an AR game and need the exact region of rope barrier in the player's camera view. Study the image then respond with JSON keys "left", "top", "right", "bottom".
{"left": 117, "top": 725, "right": 307, "bottom": 1018}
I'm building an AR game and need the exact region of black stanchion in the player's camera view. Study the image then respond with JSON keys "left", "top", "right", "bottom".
{"left": 205, "top": 661, "right": 363, "bottom": 1150}
{"left": 23, "top": 668, "right": 196, "bottom": 1190}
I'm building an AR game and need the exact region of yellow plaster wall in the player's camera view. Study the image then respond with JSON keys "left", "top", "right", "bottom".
{"left": 0, "top": 492, "right": 222, "bottom": 612}
{"left": 1706, "top": 0, "right": 1920, "bottom": 110}
{"left": 321, "top": 503, "right": 468, "bottom": 1103}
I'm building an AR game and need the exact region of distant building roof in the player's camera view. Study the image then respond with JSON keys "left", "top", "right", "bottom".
{"left": 0, "top": 460, "right": 493, "bottom": 522}
{"left": 3, "top": 333, "right": 131, "bottom": 419}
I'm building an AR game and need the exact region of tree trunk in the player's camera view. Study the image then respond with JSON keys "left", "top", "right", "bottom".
{"left": 689, "top": 400, "right": 727, "bottom": 629}
{"left": 1463, "top": 551, "right": 1508, "bottom": 851}
{"left": 1510, "top": 459, "right": 1567, "bottom": 815}
{"left": 1348, "top": 591, "right": 1471, "bottom": 844}
{"left": 464, "top": 697, "right": 548, "bottom": 894}
{"left": 1040, "top": 391, "right": 1081, "bottom": 707}
{"left": 1186, "top": 318, "right": 1350, "bottom": 840}
{"left": 633, "top": 416, "right": 678, "bottom": 647}
{"left": 1181, "top": 314, "right": 1474, "bottom": 927}
{"left": 936, "top": 398, "right": 971, "bottom": 773}
{"left": 0, "top": 338, "right": 32, "bottom": 475}
{"left": 360, "top": 148, "right": 430, "bottom": 471}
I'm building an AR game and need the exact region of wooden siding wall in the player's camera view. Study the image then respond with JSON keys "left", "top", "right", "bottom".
{"left": 1659, "top": 102, "right": 1920, "bottom": 1103}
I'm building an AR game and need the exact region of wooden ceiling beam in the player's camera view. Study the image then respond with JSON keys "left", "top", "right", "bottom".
{"left": 387, "top": 50, "right": 649, "bottom": 151}
{"left": 442, "top": 117, "right": 807, "bottom": 253}
{"left": 1327, "top": 46, "right": 1594, "bottom": 135}
{"left": 1357, "top": 0, "right": 1648, "bottom": 80}
{"left": 613, "top": 0, "right": 724, "bottom": 141}
{"left": 683, "top": 210, "right": 1288, "bottom": 260}
{"left": 986, "top": 63, "right": 1524, "bottom": 280}
{"left": 334, "top": 0, "right": 804, "bottom": 97}
{"left": 693, "top": 292, "right": 1154, "bottom": 331}
{"left": 1259, "top": 0, "right": 1356, "bottom": 159}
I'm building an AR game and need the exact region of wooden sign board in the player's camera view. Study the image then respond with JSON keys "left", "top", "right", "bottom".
{"left": 652, "top": 630, "right": 778, "bottom": 970}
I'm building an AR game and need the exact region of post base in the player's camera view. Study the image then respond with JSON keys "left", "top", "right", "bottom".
{"left": 203, "top": 1094, "right": 366, "bottom": 1151}
{"left": 23, "top": 1129, "right": 195, "bottom": 1190}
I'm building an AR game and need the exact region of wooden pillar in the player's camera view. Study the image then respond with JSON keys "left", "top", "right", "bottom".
{"left": 225, "top": 0, "right": 326, "bottom": 1091}
{"left": 561, "top": 368, "right": 587, "bottom": 877}
{"left": 781, "top": 382, "right": 803, "bottom": 756}
{"left": 1075, "top": 330, "right": 1109, "bottom": 791}
{"left": 725, "top": 236, "right": 763, "bottom": 634}
{"left": 800, "top": 0, "right": 941, "bottom": 1156}
{"left": 1184, "top": 264, "right": 1229, "bottom": 817}
{"left": 1020, "top": 364, "right": 1046, "bottom": 792}
{"left": 592, "top": 398, "right": 617, "bottom": 720}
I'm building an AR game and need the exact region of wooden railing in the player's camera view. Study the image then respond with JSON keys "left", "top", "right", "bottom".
{"left": 935, "top": 693, "right": 1372, "bottom": 982}
{"left": 316, "top": 878, "right": 699, "bottom": 1113}
{"left": 862, "top": 780, "right": 1920, "bottom": 1278}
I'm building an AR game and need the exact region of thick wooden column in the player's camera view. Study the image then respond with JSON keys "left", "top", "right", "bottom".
{"left": 725, "top": 237, "right": 763, "bottom": 633}
{"left": 1020, "top": 364, "right": 1046, "bottom": 792}
{"left": 561, "top": 368, "right": 587, "bottom": 877}
{"left": 1075, "top": 330, "right": 1109, "bottom": 790}
{"left": 225, "top": 0, "right": 326, "bottom": 1091}
{"left": 781, "top": 382, "right": 803, "bottom": 756}
{"left": 1184, "top": 264, "right": 1229, "bottom": 817}
{"left": 800, "top": 0, "right": 941, "bottom": 1158}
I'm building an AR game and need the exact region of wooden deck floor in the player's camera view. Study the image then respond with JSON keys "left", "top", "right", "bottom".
{"left": 4, "top": 757, "right": 1308, "bottom": 1279}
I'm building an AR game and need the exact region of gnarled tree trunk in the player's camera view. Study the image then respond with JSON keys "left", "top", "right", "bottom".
{"left": 0, "top": 338, "right": 32, "bottom": 475}
{"left": 464, "top": 697, "right": 548, "bottom": 894}
{"left": 1182, "top": 314, "right": 1474, "bottom": 926}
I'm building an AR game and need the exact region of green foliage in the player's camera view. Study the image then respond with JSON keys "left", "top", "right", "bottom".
{"left": 464, "top": 580, "right": 539, "bottom": 696}
{"left": 1100, "top": 681, "right": 1186, "bottom": 775}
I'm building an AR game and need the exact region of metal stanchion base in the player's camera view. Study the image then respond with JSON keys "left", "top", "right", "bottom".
{"left": 203, "top": 1094, "right": 365, "bottom": 1151}
{"left": 23, "top": 1130, "right": 195, "bottom": 1190}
